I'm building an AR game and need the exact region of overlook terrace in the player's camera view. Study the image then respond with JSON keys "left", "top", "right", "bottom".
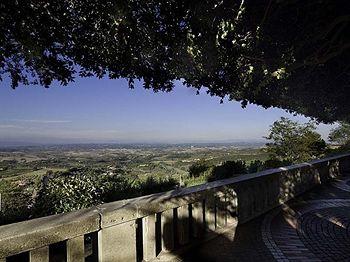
{"left": 0, "top": 153, "right": 350, "bottom": 261}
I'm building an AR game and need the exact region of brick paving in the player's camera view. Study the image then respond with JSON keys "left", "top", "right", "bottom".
{"left": 180, "top": 176, "right": 350, "bottom": 262}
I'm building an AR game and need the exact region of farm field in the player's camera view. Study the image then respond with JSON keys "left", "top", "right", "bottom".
{"left": 0, "top": 142, "right": 267, "bottom": 224}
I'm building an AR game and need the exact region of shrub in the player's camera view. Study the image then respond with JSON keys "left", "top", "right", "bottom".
{"left": 188, "top": 159, "right": 211, "bottom": 178}
{"left": 247, "top": 160, "right": 265, "bottom": 173}
{"left": 34, "top": 169, "right": 101, "bottom": 215}
{"left": 137, "top": 176, "right": 177, "bottom": 195}
{"left": 263, "top": 159, "right": 291, "bottom": 169}
{"left": 34, "top": 167, "right": 132, "bottom": 216}
{"left": 0, "top": 180, "right": 33, "bottom": 225}
{"left": 207, "top": 160, "right": 247, "bottom": 182}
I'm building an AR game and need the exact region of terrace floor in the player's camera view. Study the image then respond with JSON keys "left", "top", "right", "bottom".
{"left": 179, "top": 175, "right": 350, "bottom": 262}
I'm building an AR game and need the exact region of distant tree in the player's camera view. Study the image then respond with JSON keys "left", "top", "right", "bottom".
{"left": 1, "top": 1, "right": 350, "bottom": 122}
{"left": 247, "top": 160, "right": 264, "bottom": 173}
{"left": 207, "top": 160, "right": 247, "bottom": 182}
{"left": 328, "top": 122, "right": 350, "bottom": 146}
{"left": 137, "top": 176, "right": 177, "bottom": 196}
{"left": 262, "top": 159, "right": 292, "bottom": 169}
{"left": 188, "top": 159, "right": 211, "bottom": 178}
{"left": 265, "top": 117, "right": 326, "bottom": 163}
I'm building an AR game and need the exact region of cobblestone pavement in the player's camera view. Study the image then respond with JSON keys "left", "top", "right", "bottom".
{"left": 181, "top": 176, "right": 350, "bottom": 262}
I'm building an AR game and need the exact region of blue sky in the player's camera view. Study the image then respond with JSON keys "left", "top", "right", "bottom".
{"left": 0, "top": 77, "right": 336, "bottom": 145}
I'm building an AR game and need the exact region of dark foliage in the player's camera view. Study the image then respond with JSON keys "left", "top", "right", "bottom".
{"left": 207, "top": 160, "right": 247, "bottom": 182}
{"left": 136, "top": 176, "right": 177, "bottom": 196}
{"left": 0, "top": 181, "right": 32, "bottom": 225}
{"left": 247, "top": 160, "right": 265, "bottom": 173}
{"left": 262, "top": 159, "right": 292, "bottom": 169}
{"left": 33, "top": 168, "right": 178, "bottom": 217}
{"left": 1, "top": 1, "right": 350, "bottom": 122}
{"left": 188, "top": 159, "right": 211, "bottom": 178}
{"left": 329, "top": 122, "right": 350, "bottom": 146}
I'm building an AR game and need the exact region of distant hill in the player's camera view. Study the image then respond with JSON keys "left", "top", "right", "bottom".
{"left": 0, "top": 140, "right": 265, "bottom": 151}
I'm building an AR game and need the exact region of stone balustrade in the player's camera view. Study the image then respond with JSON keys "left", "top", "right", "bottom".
{"left": 1, "top": 153, "right": 350, "bottom": 262}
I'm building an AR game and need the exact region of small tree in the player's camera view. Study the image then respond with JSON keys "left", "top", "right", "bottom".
{"left": 265, "top": 117, "right": 326, "bottom": 163}
{"left": 328, "top": 122, "right": 350, "bottom": 146}
{"left": 207, "top": 160, "right": 247, "bottom": 182}
{"left": 188, "top": 159, "right": 211, "bottom": 178}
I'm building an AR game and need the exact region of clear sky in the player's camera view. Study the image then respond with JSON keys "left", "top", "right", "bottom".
{"left": 0, "top": 76, "right": 336, "bottom": 145}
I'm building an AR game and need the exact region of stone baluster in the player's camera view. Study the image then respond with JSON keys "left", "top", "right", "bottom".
{"left": 216, "top": 190, "right": 227, "bottom": 228}
{"left": 142, "top": 214, "right": 156, "bottom": 261}
{"left": 161, "top": 209, "right": 174, "bottom": 252}
{"left": 67, "top": 235, "right": 85, "bottom": 262}
{"left": 29, "top": 246, "right": 49, "bottom": 262}
{"left": 98, "top": 221, "right": 137, "bottom": 262}
{"left": 226, "top": 188, "right": 237, "bottom": 225}
{"left": 205, "top": 192, "right": 216, "bottom": 232}
{"left": 191, "top": 201, "right": 204, "bottom": 238}
{"left": 177, "top": 205, "right": 190, "bottom": 245}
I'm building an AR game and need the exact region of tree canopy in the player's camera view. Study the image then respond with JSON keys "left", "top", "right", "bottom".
{"left": 265, "top": 117, "right": 327, "bottom": 163}
{"left": 329, "top": 122, "right": 350, "bottom": 146}
{"left": 1, "top": 0, "right": 349, "bottom": 122}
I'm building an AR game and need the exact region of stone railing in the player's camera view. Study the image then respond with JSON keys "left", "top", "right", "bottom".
{"left": 1, "top": 153, "right": 350, "bottom": 262}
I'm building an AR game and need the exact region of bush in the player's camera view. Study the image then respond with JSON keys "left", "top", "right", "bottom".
{"left": 188, "top": 159, "right": 211, "bottom": 178}
{"left": 34, "top": 167, "right": 132, "bottom": 216}
{"left": 33, "top": 167, "right": 180, "bottom": 217}
{"left": 34, "top": 169, "right": 101, "bottom": 215}
{"left": 263, "top": 159, "right": 291, "bottom": 169}
{"left": 137, "top": 176, "right": 177, "bottom": 195}
{"left": 0, "top": 181, "right": 32, "bottom": 225}
{"left": 98, "top": 175, "right": 135, "bottom": 203}
{"left": 207, "top": 160, "right": 247, "bottom": 182}
{"left": 247, "top": 160, "right": 265, "bottom": 173}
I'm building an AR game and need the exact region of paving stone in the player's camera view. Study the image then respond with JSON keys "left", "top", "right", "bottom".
{"left": 180, "top": 176, "right": 350, "bottom": 262}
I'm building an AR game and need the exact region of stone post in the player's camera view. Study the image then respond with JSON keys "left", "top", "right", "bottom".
{"left": 29, "top": 246, "right": 49, "bottom": 262}
{"left": 177, "top": 205, "right": 189, "bottom": 245}
{"left": 67, "top": 235, "right": 84, "bottom": 262}
{"left": 142, "top": 214, "right": 156, "bottom": 261}
{"left": 161, "top": 209, "right": 174, "bottom": 252}
{"left": 98, "top": 221, "right": 137, "bottom": 262}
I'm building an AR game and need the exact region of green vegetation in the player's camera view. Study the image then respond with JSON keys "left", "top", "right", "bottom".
{"left": 0, "top": 143, "right": 267, "bottom": 224}
{"left": 33, "top": 167, "right": 178, "bottom": 217}
{"left": 0, "top": 118, "right": 345, "bottom": 225}
{"left": 185, "top": 158, "right": 294, "bottom": 185}
{"left": 265, "top": 117, "right": 327, "bottom": 163}
{"left": 188, "top": 159, "right": 212, "bottom": 178}
{"left": 329, "top": 122, "right": 350, "bottom": 147}
{"left": 0, "top": 179, "right": 32, "bottom": 225}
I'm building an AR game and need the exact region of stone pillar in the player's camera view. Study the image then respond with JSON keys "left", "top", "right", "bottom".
{"left": 216, "top": 190, "right": 227, "bottom": 228}
{"left": 226, "top": 188, "right": 237, "bottom": 225}
{"left": 161, "top": 209, "right": 174, "bottom": 252}
{"left": 29, "top": 246, "right": 49, "bottom": 262}
{"left": 142, "top": 214, "right": 156, "bottom": 261}
{"left": 98, "top": 221, "right": 136, "bottom": 262}
{"left": 177, "top": 205, "right": 189, "bottom": 245}
{"left": 191, "top": 201, "right": 204, "bottom": 238}
{"left": 67, "top": 235, "right": 85, "bottom": 262}
{"left": 205, "top": 192, "right": 216, "bottom": 231}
